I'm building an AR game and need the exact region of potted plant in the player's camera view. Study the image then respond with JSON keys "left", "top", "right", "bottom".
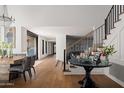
{"left": 102, "top": 45, "right": 117, "bottom": 63}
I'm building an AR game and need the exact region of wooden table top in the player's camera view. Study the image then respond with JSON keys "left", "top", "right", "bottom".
{"left": 0, "top": 56, "right": 25, "bottom": 64}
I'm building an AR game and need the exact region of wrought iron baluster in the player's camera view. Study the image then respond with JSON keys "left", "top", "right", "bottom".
{"left": 117, "top": 5, "right": 119, "bottom": 21}
{"left": 115, "top": 5, "right": 117, "bottom": 22}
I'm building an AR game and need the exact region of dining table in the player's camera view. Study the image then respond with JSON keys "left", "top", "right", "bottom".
{"left": 0, "top": 56, "right": 25, "bottom": 64}
{"left": 69, "top": 59, "right": 112, "bottom": 88}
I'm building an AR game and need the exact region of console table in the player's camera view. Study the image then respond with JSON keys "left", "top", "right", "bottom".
{"left": 70, "top": 61, "right": 112, "bottom": 88}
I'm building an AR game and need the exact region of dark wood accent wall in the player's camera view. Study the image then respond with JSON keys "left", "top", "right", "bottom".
{"left": 27, "top": 30, "right": 38, "bottom": 59}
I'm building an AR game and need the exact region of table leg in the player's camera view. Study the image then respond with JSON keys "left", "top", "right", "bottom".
{"left": 80, "top": 66, "right": 95, "bottom": 88}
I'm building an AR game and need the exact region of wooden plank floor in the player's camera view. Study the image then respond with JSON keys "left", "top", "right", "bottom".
{"left": 2, "top": 55, "right": 122, "bottom": 88}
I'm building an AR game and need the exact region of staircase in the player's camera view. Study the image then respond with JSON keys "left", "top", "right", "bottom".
{"left": 63, "top": 5, "right": 124, "bottom": 73}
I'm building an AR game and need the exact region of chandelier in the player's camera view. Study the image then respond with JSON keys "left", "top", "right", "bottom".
{"left": 0, "top": 5, "right": 15, "bottom": 42}
{"left": 0, "top": 5, "right": 15, "bottom": 24}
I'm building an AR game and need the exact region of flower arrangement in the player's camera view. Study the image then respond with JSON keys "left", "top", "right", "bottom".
{"left": 102, "top": 45, "right": 117, "bottom": 62}
{"left": 102, "top": 45, "right": 117, "bottom": 56}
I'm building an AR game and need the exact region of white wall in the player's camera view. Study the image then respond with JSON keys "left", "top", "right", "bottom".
{"left": 104, "top": 14, "right": 124, "bottom": 87}
{"left": 56, "top": 34, "right": 66, "bottom": 62}
{"left": 12, "top": 25, "right": 27, "bottom": 54}
{"left": 21, "top": 27, "right": 27, "bottom": 54}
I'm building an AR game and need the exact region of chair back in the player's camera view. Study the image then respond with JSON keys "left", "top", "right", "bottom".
{"left": 13, "top": 54, "right": 26, "bottom": 57}
{"left": 30, "top": 56, "right": 36, "bottom": 67}
{"left": 22, "top": 56, "right": 31, "bottom": 70}
{"left": 11, "top": 59, "right": 22, "bottom": 66}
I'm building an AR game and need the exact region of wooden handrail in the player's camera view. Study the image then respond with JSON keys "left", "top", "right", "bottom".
{"left": 106, "top": 5, "right": 114, "bottom": 20}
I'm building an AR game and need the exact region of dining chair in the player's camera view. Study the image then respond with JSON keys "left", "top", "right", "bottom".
{"left": 9, "top": 56, "right": 32, "bottom": 82}
{"left": 30, "top": 56, "right": 36, "bottom": 75}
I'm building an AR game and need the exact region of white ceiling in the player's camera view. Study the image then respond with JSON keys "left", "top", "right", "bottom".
{"left": 6, "top": 5, "right": 112, "bottom": 40}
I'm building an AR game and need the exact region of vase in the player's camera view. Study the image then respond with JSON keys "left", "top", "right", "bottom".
{"left": 7, "top": 48, "right": 13, "bottom": 58}
{"left": 105, "top": 55, "right": 109, "bottom": 65}
{"left": 3, "top": 49, "right": 7, "bottom": 57}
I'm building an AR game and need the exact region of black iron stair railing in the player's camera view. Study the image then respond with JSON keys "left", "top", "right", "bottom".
{"left": 105, "top": 5, "right": 124, "bottom": 39}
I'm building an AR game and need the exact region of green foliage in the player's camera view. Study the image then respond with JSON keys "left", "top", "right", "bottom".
{"left": 0, "top": 42, "right": 12, "bottom": 49}
{"left": 3, "top": 42, "right": 8, "bottom": 49}
{"left": 0, "top": 49, "right": 2, "bottom": 56}
{"left": 0, "top": 40, "right": 3, "bottom": 56}
{"left": 103, "top": 45, "right": 117, "bottom": 56}
{"left": 6, "top": 43, "right": 13, "bottom": 49}
{"left": 0, "top": 39, "right": 13, "bottom": 56}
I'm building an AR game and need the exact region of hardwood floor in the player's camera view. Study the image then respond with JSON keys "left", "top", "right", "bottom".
{"left": 2, "top": 55, "right": 122, "bottom": 88}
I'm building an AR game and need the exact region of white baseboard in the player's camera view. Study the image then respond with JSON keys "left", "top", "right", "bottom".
{"left": 64, "top": 72, "right": 104, "bottom": 75}
{"left": 64, "top": 68, "right": 104, "bottom": 75}
{"left": 105, "top": 73, "right": 124, "bottom": 87}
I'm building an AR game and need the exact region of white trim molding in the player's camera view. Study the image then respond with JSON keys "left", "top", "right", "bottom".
{"left": 105, "top": 73, "right": 124, "bottom": 87}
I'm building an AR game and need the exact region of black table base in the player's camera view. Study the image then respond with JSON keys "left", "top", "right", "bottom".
{"left": 70, "top": 61, "right": 112, "bottom": 88}
{"left": 79, "top": 66, "right": 96, "bottom": 88}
